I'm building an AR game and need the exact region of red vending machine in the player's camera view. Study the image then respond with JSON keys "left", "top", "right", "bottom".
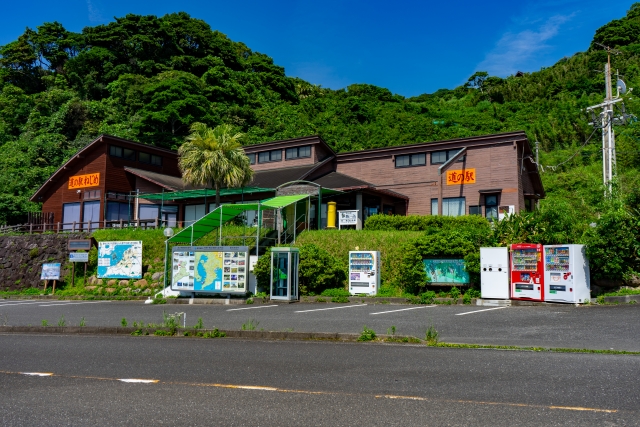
{"left": 510, "top": 243, "right": 544, "bottom": 301}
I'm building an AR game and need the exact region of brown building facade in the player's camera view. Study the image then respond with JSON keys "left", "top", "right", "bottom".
{"left": 30, "top": 131, "right": 544, "bottom": 230}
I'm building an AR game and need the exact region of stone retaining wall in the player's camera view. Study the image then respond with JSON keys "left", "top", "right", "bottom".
{"left": 0, "top": 233, "right": 88, "bottom": 291}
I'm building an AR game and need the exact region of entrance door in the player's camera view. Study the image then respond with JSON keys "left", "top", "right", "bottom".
{"left": 83, "top": 201, "right": 100, "bottom": 230}
{"left": 62, "top": 202, "right": 81, "bottom": 230}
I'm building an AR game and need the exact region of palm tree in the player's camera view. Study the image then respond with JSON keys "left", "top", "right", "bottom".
{"left": 178, "top": 123, "right": 254, "bottom": 208}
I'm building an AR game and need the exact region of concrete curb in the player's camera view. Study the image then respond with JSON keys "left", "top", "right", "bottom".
{"left": 602, "top": 295, "right": 640, "bottom": 304}
{"left": 0, "top": 326, "right": 419, "bottom": 343}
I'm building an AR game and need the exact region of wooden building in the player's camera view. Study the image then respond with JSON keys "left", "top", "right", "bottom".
{"left": 30, "top": 131, "right": 544, "bottom": 230}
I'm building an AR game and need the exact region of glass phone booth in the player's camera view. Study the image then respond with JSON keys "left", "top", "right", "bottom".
{"left": 270, "top": 247, "right": 299, "bottom": 301}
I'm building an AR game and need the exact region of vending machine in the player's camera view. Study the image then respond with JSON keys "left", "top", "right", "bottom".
{"left": 349, "top": 251, "right": 380, "bottom": 295}
{"left": 543, "top": 245, "right": 590, "bottom": 303}
{"left": 480, "top": 247, "right": 510, "bottom": 299}
{"left": 510, "top": 243, "right": 544, "bottom": 301}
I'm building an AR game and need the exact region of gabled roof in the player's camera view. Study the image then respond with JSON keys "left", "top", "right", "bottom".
{"left": 30, "top": 134, "right": 176, "bottom": 201}
{"left": 125, "top": 167, "right": 199, "bottom": 191}
{"left": 249, "top": 157, "right": 333, "bottom": 188}
{"left": 312, "top": 172, "right": 371, "bottom": 189}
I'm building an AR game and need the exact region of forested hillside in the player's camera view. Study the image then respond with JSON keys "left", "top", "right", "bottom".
{"left": 1, "top": 6, "right": 640, "bottom": 224}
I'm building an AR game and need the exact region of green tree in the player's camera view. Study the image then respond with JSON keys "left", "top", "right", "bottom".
{"left": 178, "top": 122, "right": 253, "bottom": 207}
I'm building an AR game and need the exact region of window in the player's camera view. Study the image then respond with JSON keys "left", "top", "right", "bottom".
{"left": 469, "top": 205, "right": 481, "bottom": 215}
{"left": 83, "top": 201, "right": 100, "bottom": 229}
{"left": 247, "top": 153, "right": 256, "bottom": 165}
{"left": 109, "top": 145, "right": 135, "bottom": 160}
{"left": 395, "top": 153, "right": 426, "bottom": 168}
{"left": 138, "top": 204, "right": 159, "bottom": 221}
{"left": 184, "top": 204, "right": 206, "bottom": 226}
{"left": 286, "top": 145, "right": 311, "bottom": 159}
{"left": 106, "top": 201, "right": 131, "bottom": 222}
{"left": 442, "top": 197, "right": 466, "bottom": 217}
{"left": 431, "top": 198, "right": 439, "bottom": 215}
{"left": 430, "top": 149, "right": 466, "bottom": 165}
{"left": 485, "top": 194, "right": 499, "bottom": 220}
{"left": 62, "top": 202, "right": 81, "bottom": 230}
{"left": 83, "top": 190, "right": 101, "bottom": 200}
{"left": 106, "top": 191, "right": 129, "bottom": 201}
{"left": 258, "top": 149, "right": 282, "bottom": 163}
{"left": 138, "top": 152, "right": 162, "bottom": 166}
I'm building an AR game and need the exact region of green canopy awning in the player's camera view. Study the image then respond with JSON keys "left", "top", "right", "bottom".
{"left": 168, "top": 194, "right": 311, "bottom": 244}
{"left": 140, "top": 187, "right": 274, "bottom": 201}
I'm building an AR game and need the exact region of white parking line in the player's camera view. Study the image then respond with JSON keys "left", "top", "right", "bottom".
{"left": 0, "top": 301, "right": 54, "bottom": 307}
{"left": 295, "top": 305, "right": 367, "bottom": 313}
{"left": 227, "top": 305, "right": 278, "bottom": 312}
{"left": 370, "top": 306, "right": 435, "bottom": 315}
{"left": 38, "top": 301, "right": 112, "bottom": 307}
{"left": 455, "top": 307, "right": 507, "bottom": 316}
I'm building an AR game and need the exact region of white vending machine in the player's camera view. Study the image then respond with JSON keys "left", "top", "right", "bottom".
{"left": 349, "top": 251, "right": 380, "bottom": 295}
{"left": 480, "top": 247, "right": 510, "bottom": 299}
{"left": 543, "top": 244, "right": 590, "bottom": 303}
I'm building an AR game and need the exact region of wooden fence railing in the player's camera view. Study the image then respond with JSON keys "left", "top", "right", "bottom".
{"left": 0, "top": 219, "right": 164, "bottom": 234}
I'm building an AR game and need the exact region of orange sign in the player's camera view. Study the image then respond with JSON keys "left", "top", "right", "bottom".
{"left": 446, "top": 169, "right": 476, "bottom": 185}
{"left": 68, "top": 173, "right": 100, "bottom": 189}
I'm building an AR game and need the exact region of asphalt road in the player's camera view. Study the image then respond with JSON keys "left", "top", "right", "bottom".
{"left": 0, "top": 334, "right": 638, "bottom": 426}
{"left": 1, "top": 300, "right": 639, "bottom": 350}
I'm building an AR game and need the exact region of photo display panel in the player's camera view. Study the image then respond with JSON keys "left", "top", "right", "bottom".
{"left": 171, "top": 246, "right": 248, "bottom": 294}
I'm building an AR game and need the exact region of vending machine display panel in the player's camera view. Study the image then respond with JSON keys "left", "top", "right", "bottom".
{"left": 349, "top": 251, "right": 380, "bottom": 295}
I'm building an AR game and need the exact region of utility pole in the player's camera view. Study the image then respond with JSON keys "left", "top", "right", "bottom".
{"left": 586, "top": 43, "right": 627, "bottom": 195}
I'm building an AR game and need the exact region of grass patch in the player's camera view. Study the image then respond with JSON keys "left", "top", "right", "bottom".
{"left": 358, "top": 326, "right": 376, "bottom": 342}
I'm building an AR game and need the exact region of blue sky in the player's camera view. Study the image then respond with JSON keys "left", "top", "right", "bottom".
{"left": 0, "top": 0, "right": 630, "bottom": 97}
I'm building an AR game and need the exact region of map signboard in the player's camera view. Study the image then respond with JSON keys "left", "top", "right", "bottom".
{"left": 171, "top": 246, "right": 248, "bottom": 294}
{"left": 423, "top": 258, "right": 470, "bottom": 285}
{"left": 40, "top": 263, "right": 61, "bottom": 280}
{"left": 97, "top": 241, "right": 143, "bottom": 279}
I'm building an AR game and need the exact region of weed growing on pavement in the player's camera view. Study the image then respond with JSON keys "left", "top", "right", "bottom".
{"left": 316, "top": 297, "right": 326, "bottom": 303}
{"left": 387, "top": 325, "right": 397, "bottom": 336}
{"left": 162, "top": 311, "right": 184, "bottom": 335}
{"left": 193, "top": 317, "right": 204, "bottom": 329}
{"left": 152, "top": 297, "right": 167, "bottom": 304}
{"left": 425, "top": 324, "right": 439, "bottom": 345}
{"left": 131, "top": 329, "right": 148, "bottom": 336}
{"left": 242, "top": 318, "right": 259, "bottom": 331}
{"left": 121, "top": 318, "right": 128, "bottom": 327}
{"left": 79, "top": 317, "right": 86, "bottom": 327}
{"left": 57, "top": 315, "right": 66, "bottom": 327}
{"left": 41, "top": 319, "right": 48, "bottom": 327}
{"left": 331, "top": 296, "right": 349, "bottom": 303}
{"left": 358, "top": 326, "right": 376, "bottom": 342}
{"left": 246, "top": 298, "right": 254, "bottom": 304}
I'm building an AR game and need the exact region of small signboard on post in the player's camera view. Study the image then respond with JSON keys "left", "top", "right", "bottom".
{"left": 41, "top": 263, "right": 61, "bottom": 294}
{"left": 69, "top": 252, "right": 89, "bottom": 262}
{"left": 338, "top": 210, "right": 359, "bottom": 229}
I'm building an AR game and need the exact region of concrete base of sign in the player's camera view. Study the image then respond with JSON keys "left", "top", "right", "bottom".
{"left": 155, "top": 287, "right": 181, "bottom": 299}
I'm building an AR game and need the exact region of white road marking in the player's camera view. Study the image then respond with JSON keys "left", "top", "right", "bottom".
{"left": 0, "top": 301, "right": 55, "bottom": 307}
{"left": 227, "top": 305, "right": 278, "bottom": 312}
{"left": 38, "top": 301, "right": 111, "bottom": 307}
{"left": 295, "top": 304, "right": 367, "bottom": 313}
{"left": 21, "top": 372, "right": 53, "bottom": 376}
{"left": 455, "top": 307, "right": 507, "bottom": 316}
{"left": 370, "top": 306, "right": 436, "bottom": 315}
{"left": 119, "top": 379, "right": 159, "bottom": 383}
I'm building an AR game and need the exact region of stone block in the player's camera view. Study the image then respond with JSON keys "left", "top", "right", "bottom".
{"left": 85, "top": 286, "right": 97, "bottom": 291}
{"left": 107, "top": 279, "right": 117, "bottom": 286}
{"left": 134, "top": 279, "right": 149, "bottom": 288}
{"left": 151, "top": 272, "right": 163, "bottom": 281}
{"left": 105, "top": 287, "right": 116, "bottom": 294}
{"left": 119, "top": 280, "right": 129, "bottom": 286}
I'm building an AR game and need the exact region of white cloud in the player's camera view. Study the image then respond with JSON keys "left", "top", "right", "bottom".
{"left": 86, "top": 0, "right": 106, "bottom": 23}
{"left": 477, "top": 14, "right": 574, "bottom": 77}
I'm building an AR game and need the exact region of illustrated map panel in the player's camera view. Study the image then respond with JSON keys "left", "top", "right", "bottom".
{"left": 97, "top": 241, "right": 142, "bottom": 279}
{"left": 423, "top": 258, "right": 469, "bottom": 284}
{"left": 171, "top": 246, "right": 248, "bottom": 294}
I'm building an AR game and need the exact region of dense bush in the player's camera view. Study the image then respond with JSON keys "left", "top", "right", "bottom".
{"left": 253, "top": 244, "right": 346, "bottom": 296}
{"left": 365, "top": 214, "right": 491, "bottom": 233}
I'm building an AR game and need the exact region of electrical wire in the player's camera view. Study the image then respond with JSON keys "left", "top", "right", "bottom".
{"left": 528, "top": 117, "right": 611, "bottom": 172}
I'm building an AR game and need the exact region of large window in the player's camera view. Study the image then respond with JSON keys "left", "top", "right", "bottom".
{"left": 431, "top": 198, "right": 439, "bottom": 215}
{"left": 285, "top": 145, "right": 311, "bottom": 159}
{"left": 430, "top": 149, "right": 466, "bottom": 165}
{"left": 109, "top": 145, "right": 136, "bottom": 160}
{"left": 83, "top": 201, "right": 100, "bottom": 229}
{"left": 138, "top": 204, "right": 159, "bottom": 221}
{"left": 62, "top": 202, "right": 81, "bottom": 230}
{"left": 247, "top": 153, "right": 256, "bottom": 165}
{"left": 469, "top": 205, "right": 481, "bottom": 215}
{"left": 139, "top": 152, "right": 162, "bottom": 166}
{"left": 106, "top": 202, "right": 131, "bottom": 222}
{"left": 258, "top": 149, "right": 282, "bottom": 163}
{"left": 442, "top": 197, "right": 466, "bottom": 217}
{"left": 395, "top": 153, "right": 426, "bottom": 168}
{"left": 485, "top": 194, "right": 499, "bottom": 220}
